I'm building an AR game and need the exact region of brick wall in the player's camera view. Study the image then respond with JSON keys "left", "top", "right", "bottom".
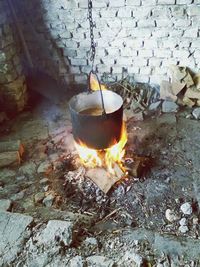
{"left": 18, "top": 0, "right": 200, "bottom": 86}
{"left": 0, "top": 0, "right": 27, "bottom": 115}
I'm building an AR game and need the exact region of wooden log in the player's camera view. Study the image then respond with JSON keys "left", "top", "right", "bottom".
{"left": 0, "top": 140, "right": 24, "bottom": 156}
{"left": 0, "top": 151, "right": 21, "bottom": 168}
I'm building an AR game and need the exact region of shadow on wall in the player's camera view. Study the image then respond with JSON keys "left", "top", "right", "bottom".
{"left": 12, "top": 0, "right": 84, "bottom": 100}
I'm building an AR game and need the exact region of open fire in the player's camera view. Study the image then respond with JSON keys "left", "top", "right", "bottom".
{"left": 74, "top": 122, "right": 127, "bottom": 176}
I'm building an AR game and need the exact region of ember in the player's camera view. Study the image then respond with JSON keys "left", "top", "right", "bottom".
{"left": 75, "top": 122, "right": 127, "bottom": 176}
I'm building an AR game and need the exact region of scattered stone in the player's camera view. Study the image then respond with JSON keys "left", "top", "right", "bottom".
{"left": 37, "top": 160, "right": 52, "bottom": 174}
{"left": 0, "top": 212, "right": 33, "bottom": 265}
{"left": 86, "top": 255, "right": 114, "bottom": 267}
{"left": 162, "top": 100, "right": 178, "bottom": 113}
{"left": 0, "top": 199, "right": 12, "bottom": 211}
{"left": 178, "top": 225, "right": 189, "bottom": 233}
{"left": 149, "top": 101, "right": 161, "bottom": 111}
{"left": 179, "top": 218, "right": 187, "bottom": 226}
{"left": 43, "top": 194, "right": 55, "bottom": 207}
{"left": 0, "top": 169, "right": 16, "bottom": 180}
{"left": 193, "top": 217, "right": 198, "bottom": 225}
{"left": 84, "top": 237, "right": 98, "bottom": 246}
{"left": 16, "top": 175, "right": 26, "bottom": 181}
{"left": 39, "top": 178, "right": 49, "bottom": 184}
{"left": 36, "top": 220, "right": 73, "bottom": 247}
{"left": 11, "top": 190, "right": 25, "bottom": 201}
{"left": 180, "top": 202, "right": 192, "bottom": 215}
{"left": 44, "top": 185, "right": 49, "bottom": 192}
{"left": 34, "top": 192, "right": 45, "bottom": 204}
{"left": 69, "top": 256, "right": 84, "bottom": 267}
{"left": 19, "top": 161, "right": 36, "bottom": 176}
{"left": 118, "top": 250, "right": 144, "bottom": 266}
{"left": 165, "top": 209, "right": 179, "bottom": 222}
{"left": 192, "top": 107, "right": 200, "bottom": 120}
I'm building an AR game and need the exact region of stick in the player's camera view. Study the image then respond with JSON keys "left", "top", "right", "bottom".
{"left": 0, "top": 151, "right": 21, "bottom": 167}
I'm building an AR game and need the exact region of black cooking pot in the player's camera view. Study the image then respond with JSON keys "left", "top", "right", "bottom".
{"left": 69, "top": 90, "right": 123, "bottom": 150}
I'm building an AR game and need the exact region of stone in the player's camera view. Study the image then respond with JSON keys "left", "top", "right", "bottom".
{"left": 180, "top": 202, "right": 192, "bottom": 215}
{"left": 0, "top": 169, "right": 16, "bottom": 181}
{"left": 162, "top": 101, "right": 178, "bottom": 113}
{"left": 43, "top": 194, "right": 55, "bottom": 207}
{"left": 86, "top": 255, "right": 115, "bottom": 267}
{"left": 11, "top": 190, "right": 25, "bottom": 201}
{"left": 37, "top": 161, "right": 52, "bottom": 174}
{"left": 69, "top": 256, "right": 84, "bottom": 267}
{"left": 0, "top": 212, "right": 33, "bottom": 266}
{"left": 0, "top": 199, "right": 11, "bottom": 211}
{"left": 36, "top": 220, "right": 73, "bottom": 247}
{"left": 118, "top": 250, "right": 143, "bottom": 266}
{"left": 34, "top": 192, "right": 45, "bottom": 203}
{"left": 165, "top": 209, "right": 179, "bottom": 222}
{"left": 192, "top": 108, "right": 200, "bottom": 120}
{"left": 179, "top": 217, "right": 187, "bottom": 226}
{"left": 178, "top": 225, "right": 189, "bottom": 233}
{"left": 39, "top": 178, "right": 49, "bottom": 184}
{"left": 19, "top": 162, "right": 36, "bottom": 176}
{"left": 149, "top": 101, "right": 161, "bottom": 111}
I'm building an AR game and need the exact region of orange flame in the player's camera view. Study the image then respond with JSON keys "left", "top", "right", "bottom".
{"left": 75, "top": 123, "right": 127, "bottom": 175}
{"left": 89, "top": 72, "right": 107, "bottom": 91}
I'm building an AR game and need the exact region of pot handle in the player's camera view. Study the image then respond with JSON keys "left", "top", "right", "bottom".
{"left": 88, "top": 70, "right": 106, "bottom": 115}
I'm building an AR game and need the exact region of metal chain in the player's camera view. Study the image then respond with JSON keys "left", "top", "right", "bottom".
{"left": 88, "top": 0, "right": 96, "bottom": 69}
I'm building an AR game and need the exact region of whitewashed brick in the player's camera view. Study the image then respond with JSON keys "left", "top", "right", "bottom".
{"left": 106, "top": 18, "right": 122, "bottom": 28}
{"left": 150, "top": 74, "right": 169, "bottom": 84}
{"left": 109, "top": 0, "right": 125, "bottom": 7}
{"left": 133, "top": 74, "right": 150, "bottom": 83}
{"left": 138, "top": 19, "right": 155, "bottom": 28}
{"left": 97, "top": 64, "right": 112, "bottom": 73}
{"left": 100, "top": 8, "right": 118, "bottom": 18}
{"left": 132, "top": 6, "right": 152, "bottom": 18}
{"left": 139, "top": 49, "right": 153, "bottom": 57}
{"left": 141, "top": 0, "right": 157, "bottom": 5}
{"left": 111, "top": 66, "right": 124, "bottom": 73}
{"left": 70, "top": 66, "right": 81, "bottom": 74}
{"left": 153, "top": 66, "right": 168, "bottom": 75}
{"left": 121, "top": 18, "right": 136, "bottom": 28}
{"left": 194, "top": 0, "right": 200, "bottom": 3}
{"left": 124, "top": 38, "right": 144, "bottom": 48}
{"left": 74, "top": 74, "right": 87, "bottom": 83}
{"left": 117, "top": 7, "right": 132, "bottom": 17}
{"left": 162, "top": 58, "right": 179, "bottom": 66}
{"left": 116, "top": 57, "right": 134, "bottom": 65}
{"left": 149, "top": 57, "right": 162, "bottom": 66}
{"left": 120, "top": 48, "right": 137, "bottom": 57}
{"left": 173, "top": 18, "right": 191, "bottom": 28}
{"left": 183, "top": 28, "right": 198, "bottom": 38}
{"left": 157, "top": 0, "right": 175, "bottom": 4}
{"left": 191, "top": 39, "right": 200, "bottom": 48}
{"left": 178, "top": 58, "right": 196, "bottom": 68}
{"left": 133, "top": 58, "right": 148, "bottom": 66}
{"left": 170, "top": 6, "right": 185, "bottom": 17}
{"left": 187, "top": 6, "right": 200, "bottom": 16}
{"left": 92, "top": 0, "right": 108, "bottom": 8}
{"left": 159, "top": 38, "right": 179, "bottom": 48}
{"left": 194, "top": 50, "right": 200, "bottom": 58}
{"left": 169, "top": 29, "right": 184, "bottom": 37}
{"left": 131, "top": 28, "right": 152, "bottom": 37}
{"left": 176, "top": 0, "right": 192, "bottom": 3}
{"left": 191, "top": 17, "right": 200, "bottom": 27}
{"left": 128, "top": 66, "right": 140, "bottom": 74}
{"left": 126, "top": 0, "right": 141, "bottom": 6}
{"left": 154, "top": 49, "right": 172, "bottom": 57}
{"left": 105, "top": 48, "right": 120, "bottom": 56}
{"left": 152, "top": 28, "right": 169, "bottom": 37}
{"left": 70, "top": 58, "right": 87, "bottom": 66}
{"left": 140, "top": 66, "right": 152, "bottom": 75}
{"left": 101, "top": 57, "right": 115, "bottom": 65}
{"left": 152, "top": 6, "right": 170, "bottom": 18}
{"left": 156, "top": 19, "right": 173, "bottom": 27}
{"left": 143, "top": 39, "right": 158, "bottom": 49}
{"left": 173, "top": 49, "right": 190, "bottom": 58}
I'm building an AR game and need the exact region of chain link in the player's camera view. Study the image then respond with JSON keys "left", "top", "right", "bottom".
{"left": 88, "top": 0, "right": 96, "bottom": 68}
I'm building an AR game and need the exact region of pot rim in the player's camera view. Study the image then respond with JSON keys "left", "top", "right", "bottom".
{"left": 68, "top": 90, "right": 123, "bottom": 117}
